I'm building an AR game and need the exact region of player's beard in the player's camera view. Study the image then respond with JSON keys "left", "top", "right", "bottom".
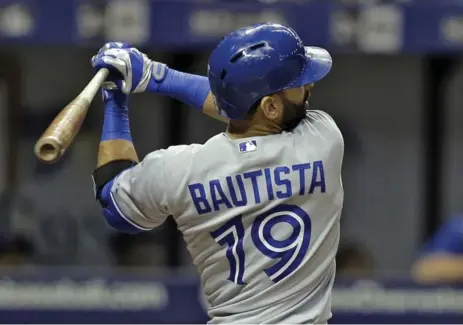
{"left": 280, "top": 90, "right": 310, "bottom": 131}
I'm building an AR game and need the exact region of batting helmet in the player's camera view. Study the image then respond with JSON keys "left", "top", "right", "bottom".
{"left": 208, "top": 23, "right": 332, "bottom": 120}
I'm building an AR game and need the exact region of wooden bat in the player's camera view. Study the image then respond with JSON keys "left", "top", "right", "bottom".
{"left": 34, "top": 68, "right": 110, "bottom": 164}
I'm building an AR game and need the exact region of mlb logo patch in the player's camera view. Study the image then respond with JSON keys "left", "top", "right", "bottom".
{"left": 239, "top": 140, "right": 257, "bottom": 153}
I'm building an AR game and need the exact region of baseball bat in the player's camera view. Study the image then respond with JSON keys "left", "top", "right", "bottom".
{"left": 34, "top": 68, "right": 110, "bottom": 164}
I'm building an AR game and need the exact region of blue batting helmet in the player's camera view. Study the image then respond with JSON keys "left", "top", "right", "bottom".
{"left": 208, "top": 23, "right": 332, "bottom": 120}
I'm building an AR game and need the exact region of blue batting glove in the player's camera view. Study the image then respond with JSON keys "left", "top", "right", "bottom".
{"left": 93, "top": 42, "right": 132, "bottom": 91}
{"left": 92, "top": 43, "right": 167, "bottom": 94}
{"left": 97, "top": 42, "right": 132, "bottom": 52}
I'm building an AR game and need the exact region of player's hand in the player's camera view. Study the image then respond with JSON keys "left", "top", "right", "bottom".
{"left": 92, "top": 42, "right": 131, "bottom": 91}
{"left": 91, "top": 42, "right": 165, "bottom": 94}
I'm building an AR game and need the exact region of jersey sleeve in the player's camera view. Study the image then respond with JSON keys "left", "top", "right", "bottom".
{"left": 108, "top": 150, "right": 171, "bottom": 231}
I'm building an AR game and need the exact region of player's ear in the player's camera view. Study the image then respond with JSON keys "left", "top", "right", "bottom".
{"left": 260, "top": 94, "right": 283, "bottom": 121}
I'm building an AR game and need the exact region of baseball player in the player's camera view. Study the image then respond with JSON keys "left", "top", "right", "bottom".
{"left": 91, "top": 23, "right": 344, "bottom": 324}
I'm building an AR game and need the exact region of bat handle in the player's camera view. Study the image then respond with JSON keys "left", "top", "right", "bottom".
{"left": 34, "top": 68, "right": 110, "bottom": 163}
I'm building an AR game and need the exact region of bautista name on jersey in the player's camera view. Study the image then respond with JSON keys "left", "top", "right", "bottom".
{"left": 188, "top": 160, "right": 326, "bottom": 215}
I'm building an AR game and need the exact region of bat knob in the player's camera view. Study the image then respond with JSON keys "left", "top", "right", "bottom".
{"left": 34, "top": 137, "right": 62, "bottom": 164}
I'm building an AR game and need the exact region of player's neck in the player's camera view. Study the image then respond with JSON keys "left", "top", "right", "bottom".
{"left": 226, "top": 120, "right": 282, "bottom": 139}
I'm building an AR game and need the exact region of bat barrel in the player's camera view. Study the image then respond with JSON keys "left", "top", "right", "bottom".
{"left": 34, "top": 137, "right": 62, "bottom": 164}
{"left": 34, "top": 68, "right": 109, "bottom": 164}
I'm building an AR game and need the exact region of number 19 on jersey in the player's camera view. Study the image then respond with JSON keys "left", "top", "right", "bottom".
{"left": 210, "top": 204, "right": 312, "bottom": 284}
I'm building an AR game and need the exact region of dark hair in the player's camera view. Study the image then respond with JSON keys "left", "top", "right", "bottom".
{"left": 247, "top": 99, "right": 261, "bottom": 116}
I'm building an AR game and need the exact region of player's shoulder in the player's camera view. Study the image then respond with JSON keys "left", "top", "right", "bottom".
{"left": 304, "top": 110, "right": 338, "bottom": 127}
{"left": 164, "top": 134, "right": 226, "bottom": 156}
{"left": 145, "top": 143, "right": 203, "bottom": 164}
{"left": 295, "top": 110, "right": 342, "bottom": 137}
{"left": 294, "top": 110, "right": 344, "bottom": 154}
{"left": 143, "top": 137, "right": 228, "bottom": 172}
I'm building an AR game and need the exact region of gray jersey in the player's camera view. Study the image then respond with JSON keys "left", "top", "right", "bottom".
{"left": 111, "top": 110, "right": 344, "bottom": 324}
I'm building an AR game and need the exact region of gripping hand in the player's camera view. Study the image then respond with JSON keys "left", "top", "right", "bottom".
{"left": 91, "top": 42, "right": 167, "bottom": 94}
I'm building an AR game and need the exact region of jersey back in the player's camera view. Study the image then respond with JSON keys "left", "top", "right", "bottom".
{"left": 112, "top": 110, "right": 344, "bottom": 324}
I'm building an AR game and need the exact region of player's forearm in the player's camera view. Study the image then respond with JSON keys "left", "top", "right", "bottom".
{"left": 93, "top": 90, "right": 141, "bottom": 234}
{"left": 147, "top": 67, "right": 228, "bottom": 124}
{"left": 97, "top": 140, "right": 138, "bottom": 167}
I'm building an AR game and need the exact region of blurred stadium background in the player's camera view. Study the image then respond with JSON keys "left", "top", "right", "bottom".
{"left": 0, "top": 0, "right": 462, "bottom": 323}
